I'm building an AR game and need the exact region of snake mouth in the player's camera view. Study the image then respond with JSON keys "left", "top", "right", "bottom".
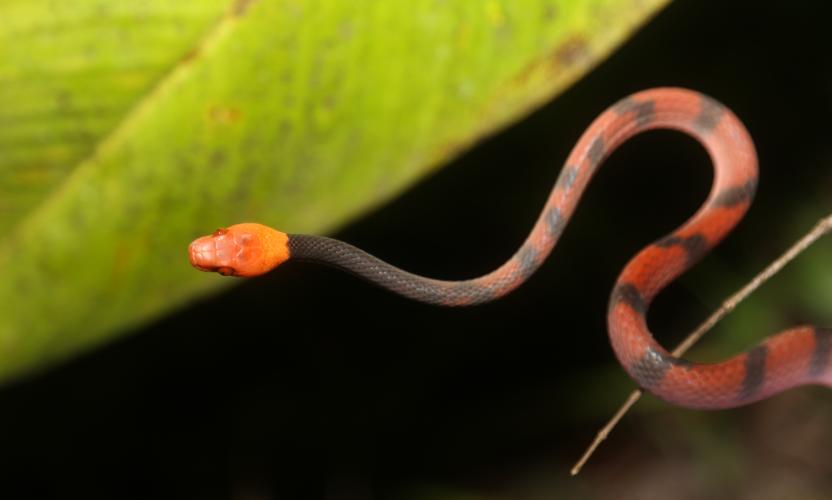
{"left": 190, "top": 262, "right": 215, "bottom": 272}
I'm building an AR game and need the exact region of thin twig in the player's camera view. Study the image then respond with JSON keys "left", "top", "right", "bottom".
{"left": 570, "top": 213, "right": 832, "bottom": 476}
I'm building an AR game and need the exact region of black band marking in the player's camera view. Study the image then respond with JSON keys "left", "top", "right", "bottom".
{"left": 560, "top": 164, "right": 579, "bottom": 190}
{"left": 655, "top": 233, "right": 708, "bottom": 265}
{"left": 456, "top": 282, "right": 499, "bottom": 304}
{"left": 515, "top": 245, "right": 541, "bottom": 279}
{"left": 740, "top": 344, "right": 768, "bottom": 400}
{"left": 630, "top": 347, "right": 670, "bottom": 389}
{"left": 694, "top": 95, "right": 725, "bottom": 132}
{"left": 614, "top": 97, "right": 656, "bottom": 127}
{"left": 544, "top": 206, "right": 564, "bottom": 237}
{"left": 611, "top": 283, "right": 646, "bottom": 316}
{"left": 288, "top": 235, "right": 449, "bottom": 304}
{"left": 630, "top": 347, "right": 692, "bottom": 390}
{"left": 587, "top": 136, "right": 605, "bottom": 168}
{"left": 810, "top": 327, "right": 832, "bottom": 377}
{"left": 713, "top": 178, "right": 758, "bottom": 207}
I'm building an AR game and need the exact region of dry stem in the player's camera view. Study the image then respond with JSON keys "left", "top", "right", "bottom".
{"left": 570, "top": 213, "right": 832, "bottom": 476}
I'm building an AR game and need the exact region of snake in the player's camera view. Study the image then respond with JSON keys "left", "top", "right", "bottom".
{"left": 188, "top": 87, "right": 832, "bottom": 410}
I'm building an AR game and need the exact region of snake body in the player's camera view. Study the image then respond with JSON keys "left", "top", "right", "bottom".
{"left": 189, "top": 88, "right": 832, "bottom": 410}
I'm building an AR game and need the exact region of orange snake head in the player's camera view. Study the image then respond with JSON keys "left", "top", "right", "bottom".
{"left": 188, "top": 223, "right": 290, "bottom": 277}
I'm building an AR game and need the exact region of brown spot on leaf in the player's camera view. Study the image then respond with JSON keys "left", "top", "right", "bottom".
{"left": 554, "top": 36, "right": 590, "bottom": 67}
{"left": 543, "top": 4, "right": 557, "bottom": 21}
{"left": 207, "top": 105, "right": 242, "bottom": 124}
{"left": 231, "top": 0, "right": 257, "bottom": 16}
{"left": 511, "top": 34, "right": 591, "bottom": 87}
{"left": 180, "top": 47, "right": 200, "bottom": 64}
{"left": 210, "top": 150, "right": 227, "bottom": 168}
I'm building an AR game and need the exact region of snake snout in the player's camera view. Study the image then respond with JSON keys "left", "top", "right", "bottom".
{"left": 188, "top": 236, "right": 220, "bottom": 272}
{"left": 189, "top": 223, "right": 289, "bottom": 277}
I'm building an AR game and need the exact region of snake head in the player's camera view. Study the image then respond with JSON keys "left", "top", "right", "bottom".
{"left": 188, "top": 223, "right": 290, "bottom": 277}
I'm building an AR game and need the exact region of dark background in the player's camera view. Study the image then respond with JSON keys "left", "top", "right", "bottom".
{"left": 3, "top": 1, "right": 832, "bottom": 499}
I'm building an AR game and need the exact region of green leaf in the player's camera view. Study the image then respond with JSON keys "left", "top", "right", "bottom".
{"left": 0, "top": 0, "right": 668, "bottom": 383}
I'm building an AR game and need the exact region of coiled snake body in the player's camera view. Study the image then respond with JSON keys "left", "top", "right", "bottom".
{"left": 189, "top": 88, "right": 832, "bottom": 410}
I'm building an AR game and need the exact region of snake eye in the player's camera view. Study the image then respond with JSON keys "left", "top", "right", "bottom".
{"left": 213, "top": 228, "right": 228, "bottom": 237}
{"left": 216, "top": 266, "right": 235, "bottom": 276}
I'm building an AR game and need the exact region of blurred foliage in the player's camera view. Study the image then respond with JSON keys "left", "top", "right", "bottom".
{"left": 4, "top": 1, "right": 832, "bottom": 498}
{"left": 0, "top": 0, "right": 668, "bottom": 383}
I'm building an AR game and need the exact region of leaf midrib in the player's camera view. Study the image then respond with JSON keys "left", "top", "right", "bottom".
{"left": 3, "top": 2, "right": 250, "bottom": 243}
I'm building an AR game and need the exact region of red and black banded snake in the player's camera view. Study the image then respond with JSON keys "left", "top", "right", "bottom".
{"left": 188, "top": 87, "right": 832, "bottom": 410}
